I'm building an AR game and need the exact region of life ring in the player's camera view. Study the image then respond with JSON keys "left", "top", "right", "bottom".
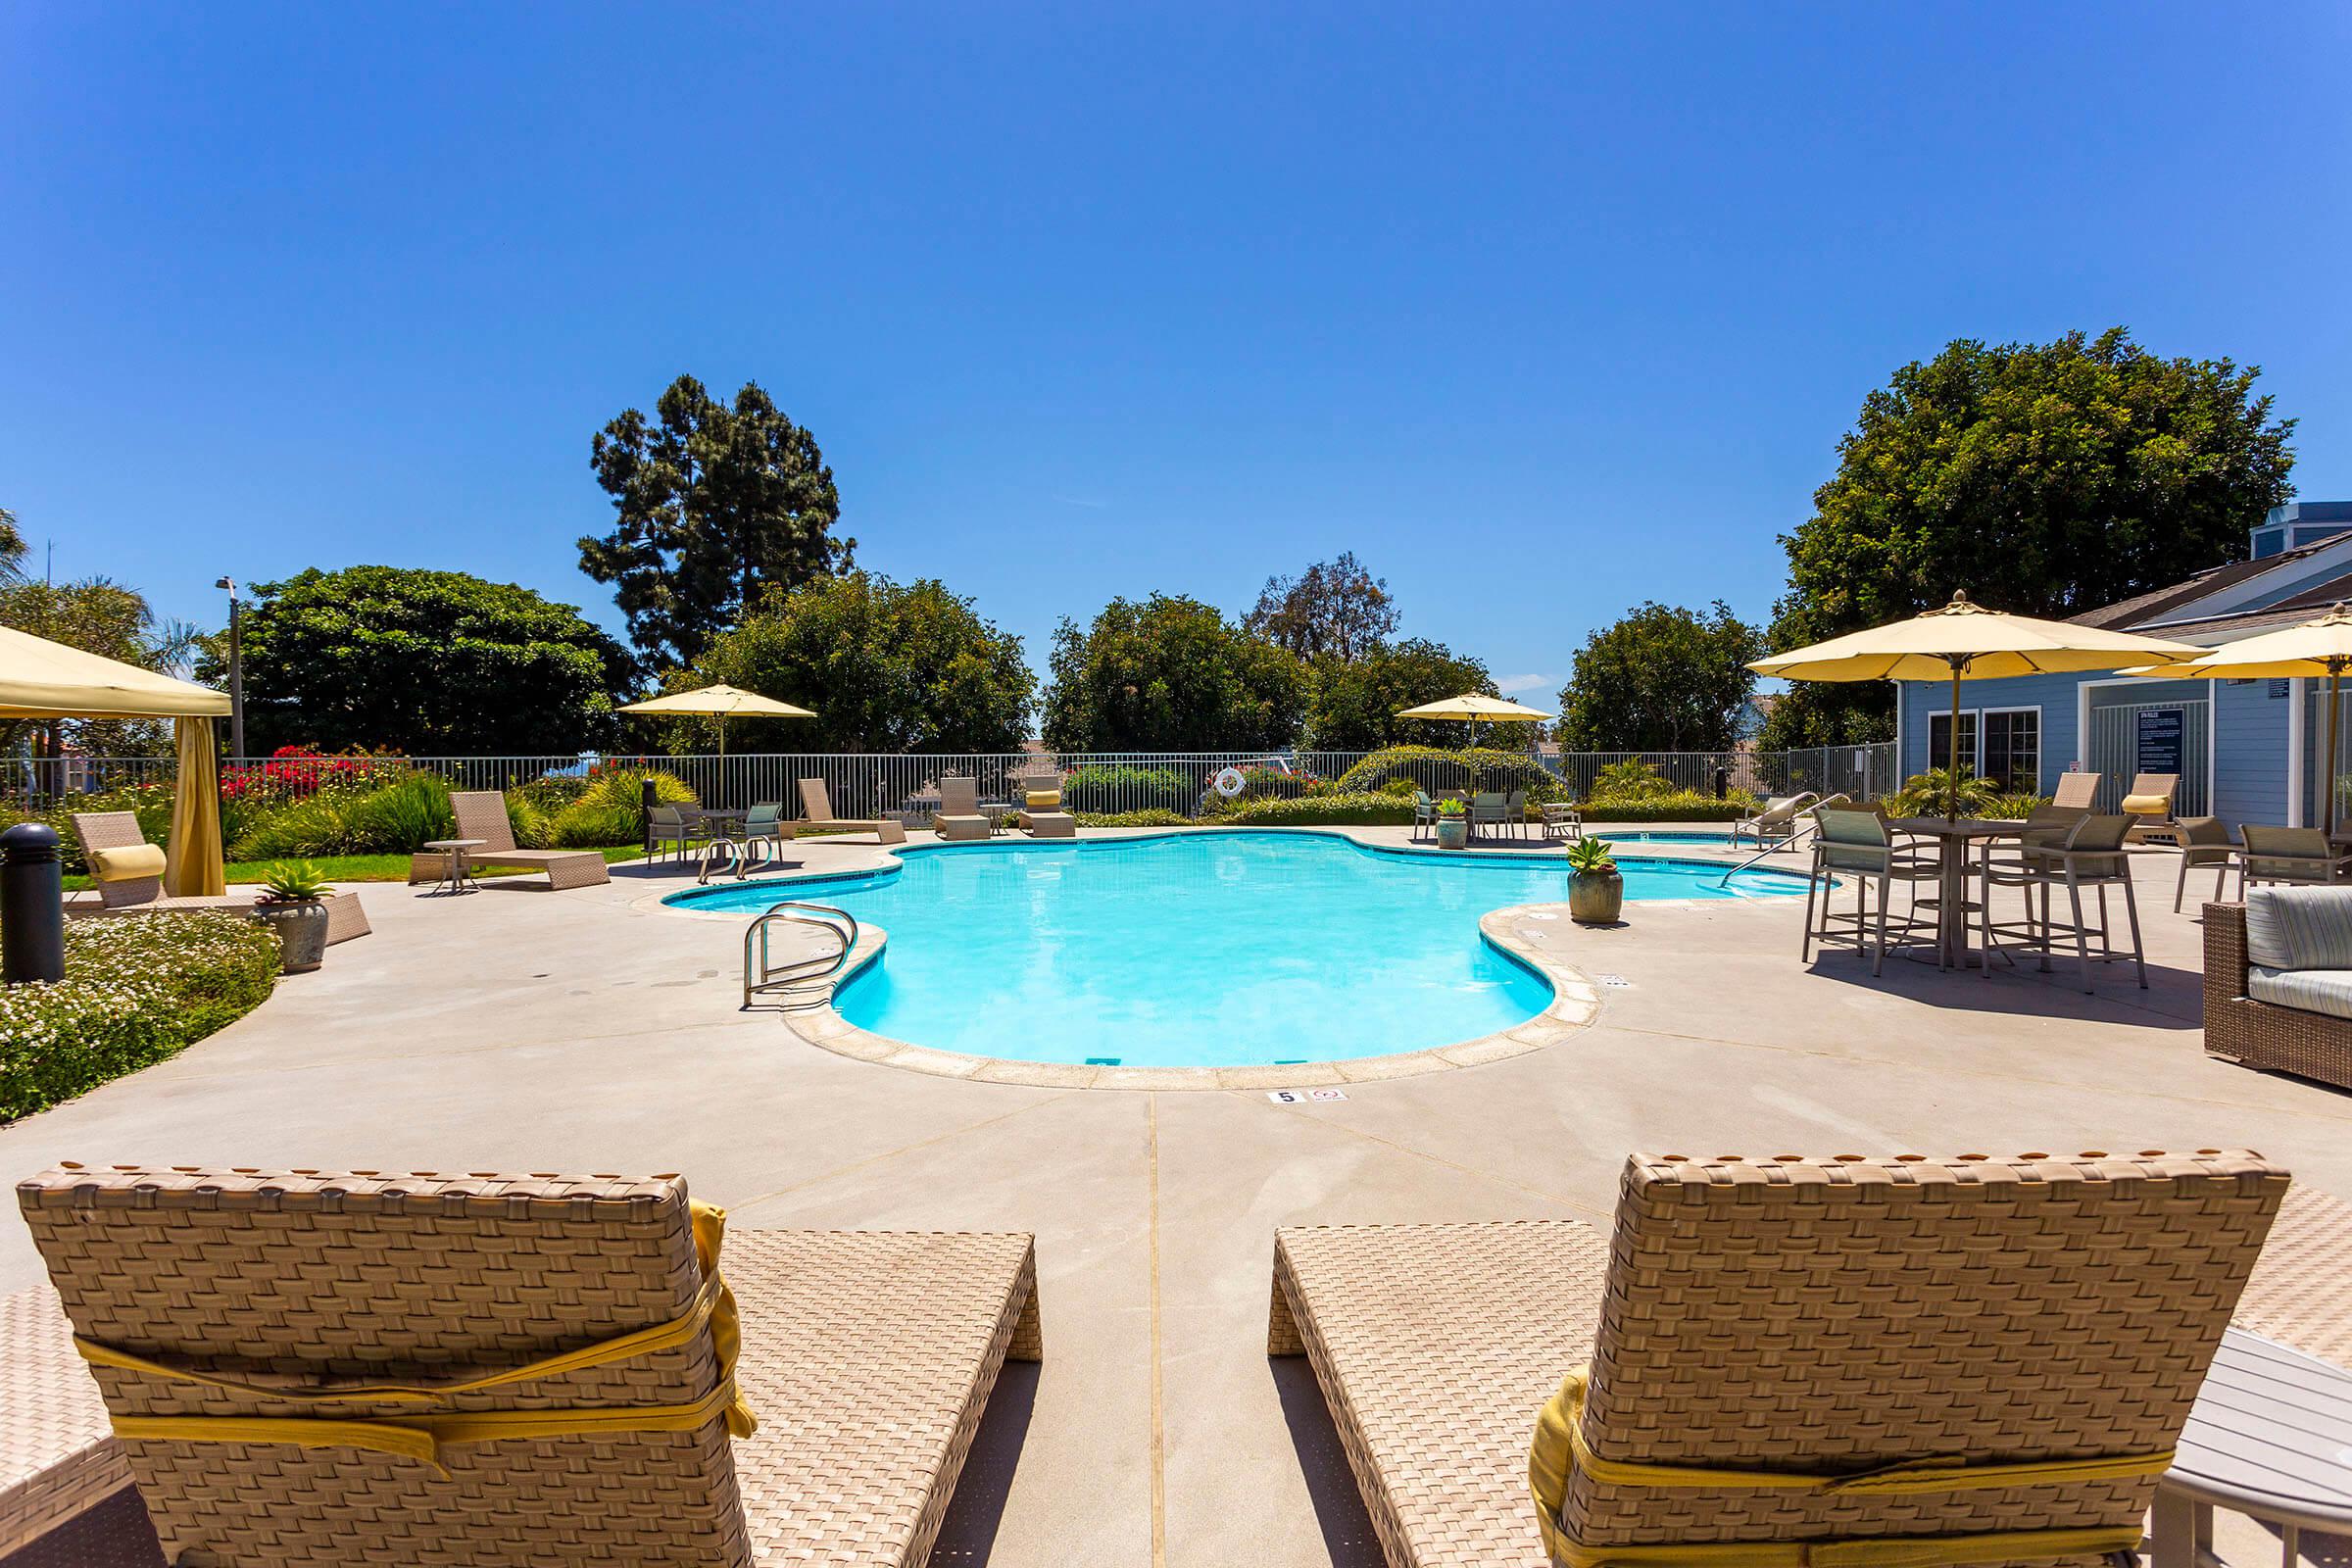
{"left": 1212, "top": 766, "right": 1247, "bottom": 799}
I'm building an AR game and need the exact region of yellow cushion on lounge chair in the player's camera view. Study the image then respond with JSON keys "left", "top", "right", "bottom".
{"left": 88, "top": 844, "right": 168, "bottom": 883}
{"left": 1026, "top": 791, "right": 1060, "bottom": 808}
{"left": 2121, "top": 793, "right": 2171, "bottom": 816}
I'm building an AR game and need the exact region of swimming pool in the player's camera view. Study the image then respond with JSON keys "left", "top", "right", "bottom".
{"left": 1589, "top": 829, "right": 1737, "bottom": 846}
{"left": 667, "top": 831, "right": 1806, "bottom": 1068}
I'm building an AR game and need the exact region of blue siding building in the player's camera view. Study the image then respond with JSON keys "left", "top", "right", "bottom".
{"left": 1894, "top": 502, "right": 2352, "bottom": 828}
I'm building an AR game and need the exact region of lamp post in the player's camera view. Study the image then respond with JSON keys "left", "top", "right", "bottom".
{"left": 215, "top": 576, "right": 244, "bottom": 760}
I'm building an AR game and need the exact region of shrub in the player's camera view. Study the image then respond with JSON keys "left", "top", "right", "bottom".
{"left": 1332, "top": 746, "right": 1564, "bottom": 802}
{"left": 1060, "top": 764, "right": 1195, "bottom": 814}
{"left": 1211, "top": 792, "right": 1414, "bottom": 826}
{"left": 1886, "top": 768, "right": 2000, "bottom": 819}
{"left": 34, "top": 784, "right": 176, "bottom": 874}
{"left": 229, "top": 794, "right": 353, "bottom": 859}
{"left": 0, "top": 911, "right": 280, "bottom": 1120}
{"left": 1978, "top": 792, "right": 2051, "bottom": 820}
{"left": 552, "top": 768, "right": 697, "bottom": 848}
{"left": 1579, "top": 792, "right": 1756, "bottom": 822}
{"left": 336, "top": 774, "right": 455, "bottom": 853}
{"left": 1071, "top": 808, "right": 1194, "bottom": 828}
{"left": 1587, "top": 759, "right": 1676, "bottom": 803}
{"left": 506, "top": 793, "right": 557, "bottom": 850}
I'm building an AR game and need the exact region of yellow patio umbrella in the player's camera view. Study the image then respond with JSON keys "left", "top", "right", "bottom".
{"left": 1396, "top": 692, "right": 1555, "bottom": 789}
{"left": 0, "top": 624, "right": 231, "bottom": 896}
{"left": 617, "top": 683, "right": 815, "bottom": 761}
{"left": 2125, "top": 603, "right": 2352, "bottom": 833}
{"left": 1749, "top": 592, "right": 2209, "bottom": 820}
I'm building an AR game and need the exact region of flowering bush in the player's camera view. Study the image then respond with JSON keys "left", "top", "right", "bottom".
{"left": 219, "top": 746, "right": 403, "bottom": 804}
{"left": 0, "top": 912, "right": 280, "bottom": 1121}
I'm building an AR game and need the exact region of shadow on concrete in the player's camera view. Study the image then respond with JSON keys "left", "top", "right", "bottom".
{"left": 1796, "top": 950, "right": 2205, "bottom": 1029}
{"left": 1270, "top": 1354, "right": 1386, "bottom": 1568}
{"left": 932, "top": 1358, "right": 1040, "bottom": 1563}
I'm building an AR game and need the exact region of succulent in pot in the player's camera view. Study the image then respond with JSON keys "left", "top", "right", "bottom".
{"left": 1564, "top": 836, "right": 1624, "bottom": 925}
{"left": 253, "top": 859, "right": 332, "bottom": 973}
{"left": 1434, "top": 797, "right": 1469, "bottom": 850}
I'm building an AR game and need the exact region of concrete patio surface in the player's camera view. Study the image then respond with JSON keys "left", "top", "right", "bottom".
{"left": 5, "top": 824, "right": 2348, "bottom": 1566}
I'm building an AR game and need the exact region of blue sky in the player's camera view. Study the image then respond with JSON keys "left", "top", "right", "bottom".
{"left": 6, "top": 3, "right": 2348, "bottom": 704}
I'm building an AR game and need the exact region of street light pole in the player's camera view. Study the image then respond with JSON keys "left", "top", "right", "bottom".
{"left": 215, "top": 576, "right": 245, "bottom": 760}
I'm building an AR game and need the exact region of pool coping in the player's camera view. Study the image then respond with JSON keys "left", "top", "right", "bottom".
{"left": 642, "top": 824, "right": 1797, "bottom": 1090}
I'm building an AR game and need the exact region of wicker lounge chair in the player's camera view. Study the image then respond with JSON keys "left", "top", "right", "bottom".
{"left": 404, "top": 792, "right": 611, "bottom": 891}
{"left": 934, "top": 776, "right": 994, "bottom": 842}
{"left": 1015, "top": 774, "right": 1075, "bottom": 839}
{"left": 13, "top": 1165, "right": 1040, "bottom": 1566}
{"left": 1270, "top": 1151, "right": 2285, "bottom": 1568}
{"left": 2204, "top": 891, "right": 2352, "bottom": 1092}
{"left": 0, "top": 1286, "right": 130, "bottom": 1558}
{"left": 69, "top": 811, "right": 370, "bottom": 945}
{"left": 2052, "top": 770, "right": 2101, "bottom": 811}
{"left": 2123, "top": 771, "right": 2182, "bottom": 845}
{"left": 795, "top": 778, "right": 908, "bottom": 845}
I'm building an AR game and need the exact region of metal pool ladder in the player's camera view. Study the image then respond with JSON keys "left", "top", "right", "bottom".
{"left": 744, "top": 901, "right": 859, "bottom": 1010}
{"left": 1716, "top": 794, "right": 1849, "bottom": 887}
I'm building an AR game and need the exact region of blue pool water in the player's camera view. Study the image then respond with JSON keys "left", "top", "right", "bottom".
{"left": 667, "top": 831, "right": 1806, "bottom": 1067}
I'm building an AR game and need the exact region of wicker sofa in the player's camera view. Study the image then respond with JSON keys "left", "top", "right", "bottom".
{"left": 2204, "top": 891, "right": 2352, "bottom": 1092}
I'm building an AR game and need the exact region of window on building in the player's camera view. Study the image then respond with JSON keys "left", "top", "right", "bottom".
{"left": 1980, "top": 709, "right": 2039, "bottom": 793}
{"left": 1925, "top": 711, "right": 1978, "bottom": 777}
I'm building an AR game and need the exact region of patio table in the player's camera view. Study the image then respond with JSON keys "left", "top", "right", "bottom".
{"left": 2155, "top": 1328, "right": 2352, "bottom": 1567}
{"left": 418, "top": 838, "right": 485, "bottom": 897}
{"left": 1880, "top": 816, "right": 2021, "bottom": 969}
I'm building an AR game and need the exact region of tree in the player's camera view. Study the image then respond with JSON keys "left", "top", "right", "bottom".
{"left": 1042, "top": 594, "right": 1307, "bottom": 752}
{"left": 684, "top": 572, "right": 1032, "bottom": 753}
{"left": 1558, "top": 601, "right": 1763, "bottom": 753}
{"left": 1245, "top": 552, "right": 1398, "bottom": 662}
{"left": 0, "top": 506, "right": 22, "bottom": 570}
{"left": 202, "top": 566, "right": 632, "bottom": 754}
{"left": 1305, "top": 638, "right": 1496, "bottom": 751}
{"left": 1761, "top": 326, "right": 2296, "bottom": 747}
{"left": 579, "top": 375, "right": 854, "bottom": 671}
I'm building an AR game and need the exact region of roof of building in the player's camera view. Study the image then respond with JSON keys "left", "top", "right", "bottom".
{"left": 2065, "top": 527, "right": 2352, "bottom": 641}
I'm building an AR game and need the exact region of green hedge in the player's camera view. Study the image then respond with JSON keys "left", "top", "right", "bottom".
{"left": 1071, "top": 808, "right": 1194, "bottom": 828}
{"left": 550, "top": 769, "right": 698, "bottom": 848}
{"left": 1, "top": 911, "right": 281, "bottom": 1121}
{"left": 1210, "top": 792, "right": 1415, "bottom": 826}
{"left": 1332, "top": 746, "right": 1564, "bottom": 802}
{"left": 1060, "top": 765, "right": 1196, "bottom": 814}
{"left": 1578, "top": 794, "right": 1754, "bottom": 821}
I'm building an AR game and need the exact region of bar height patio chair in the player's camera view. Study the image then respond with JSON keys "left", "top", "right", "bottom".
{"left": 1800, "top": 806, "right": 1937, "bottom": 975}
{"left": 2173, "top": 816, "right": 2237, "bottom": 912}
{"left": 1982, "top": 811, "right": 2146, "bottom": 993}
{"left": 2238, "top": 823, "right": 2352, "bottom": 895}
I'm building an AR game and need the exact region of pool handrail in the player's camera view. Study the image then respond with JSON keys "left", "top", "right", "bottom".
{"left": 1718, "top": 794, "right": 1849, "bottom": 886}
{"left": 744, "top": 901, "right": 859, "bottom": 1010}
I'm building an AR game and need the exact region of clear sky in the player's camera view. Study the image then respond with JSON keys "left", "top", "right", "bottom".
{"left": 6, "top": 3, "right": 2348, "bottom": 704}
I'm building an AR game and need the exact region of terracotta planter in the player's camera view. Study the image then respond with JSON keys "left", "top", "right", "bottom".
{"left": 1435, "top": 816, "right": 1468, "bottom": 851}
{"left": 1568, "top": 870, "right": 1623, "bottom": 925}
{"left": 254, "top": 899, "right": 330, "bottom": 973}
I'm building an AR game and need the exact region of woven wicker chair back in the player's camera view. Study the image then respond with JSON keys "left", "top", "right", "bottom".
{"left": 450, "top": 792, "right": 520, "bottom": 855}
{"left": 799, "top": 778, "right": 838, "bottom": 822}
{"left": 939, "top": 777, "right": 979, "bottom": 814}
{"left": 2243, "top": 823, "right": 2328, "bottom": 860}
{"left": 18, "top": 1166, "right": 750, "bottom": 1567}
{"left": 69, "top": 812, "right": 163, "bottom": 908}
{"left": 1561, "top": 1152, "right": 2287, "bottom": 1550}
{"left": 2051, "top": 772, "right": 2100, "bottom": 810}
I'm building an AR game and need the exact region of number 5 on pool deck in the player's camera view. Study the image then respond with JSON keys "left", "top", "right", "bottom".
{"left": 1265, "top": 1089, "right": 1348, "bottom": 1103}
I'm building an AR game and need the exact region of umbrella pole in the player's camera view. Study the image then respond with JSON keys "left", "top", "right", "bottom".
{"left": 1947, "top": 658, "right": 1965, "bottom": 822}
{"left": 2329, "top": 664, "right": 2343, "bottom": 840}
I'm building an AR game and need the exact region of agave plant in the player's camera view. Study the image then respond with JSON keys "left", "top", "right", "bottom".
{"left": 1564, "top": 836, "right": 1618, "bottom": 876}
{"left": 257, "top": 859, "right": 328, "bottom": 903}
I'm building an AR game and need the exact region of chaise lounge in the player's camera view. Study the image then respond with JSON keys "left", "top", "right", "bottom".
{"left": 11, "top": 1164, "right": 1040, "bottom": 1566}
{"left": 1270, "top": 1150, "right": 2286, "bottom": 1568}
{"left": 933, "top": 776, "right": 994, "bottom": 842}
{"left": 2204, "top": 887, "right": 2352, "bottom": 1092}
{"left": 795, "top": 778, "right": 908, "bottom": 845}
{"left": 406, "top": 790, "right": 612, "bottom": 890}
{"left": 1015, "top": 773, "right": 1075, "bottom": 839}
{"left": 70, "top": 810, "right": 371, "bottom": 945}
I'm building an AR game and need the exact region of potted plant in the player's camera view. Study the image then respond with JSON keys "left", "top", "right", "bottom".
{"left": 1565, "top": 836, "right": 1624, "bottom": 924}
{"left": 1435, "top": 798, "right": 1469, "bottom": 850}
{"left": 253, "top": 860, "right": 332, "bottom": 973}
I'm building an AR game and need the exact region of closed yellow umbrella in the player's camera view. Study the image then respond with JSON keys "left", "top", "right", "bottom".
{"left": 1750, "top": 592, "right": 2208, "bottom": 819}
{"left": 2127, "top": 604, "right": 2352, "bottom": 832}
{"left": 617, "top": 684, "right": 816, "bottom": 761}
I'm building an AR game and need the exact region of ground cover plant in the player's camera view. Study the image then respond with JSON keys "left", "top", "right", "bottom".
{"left": 0, "top": 911, "right": 280, "bottom": 1120}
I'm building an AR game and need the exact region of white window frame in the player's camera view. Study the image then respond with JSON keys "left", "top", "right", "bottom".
{"left": 1924, "top": 703, "right": 2041, "bottom": 791}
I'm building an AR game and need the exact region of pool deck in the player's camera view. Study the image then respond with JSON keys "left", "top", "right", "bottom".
{"left": 4, "top": 822, "right": 2348, "bottom": 1566}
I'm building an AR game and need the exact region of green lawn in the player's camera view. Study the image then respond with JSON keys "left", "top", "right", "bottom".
{"left": 63, "top": 845, "right": 652, "bottom": 892}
